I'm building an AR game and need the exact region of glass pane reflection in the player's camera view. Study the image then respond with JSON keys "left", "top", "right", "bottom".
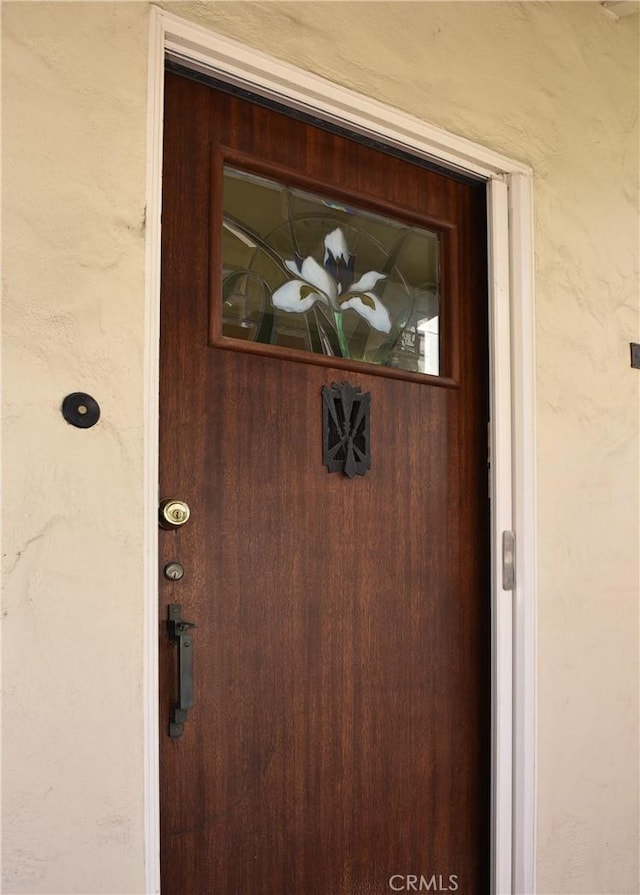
{"left": 222, "top": 167, "right": 441, "bottom": 375}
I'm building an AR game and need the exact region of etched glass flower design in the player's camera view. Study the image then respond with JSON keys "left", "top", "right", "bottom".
{"left": 221, "top": 167, "right": 441, "bottom": 375}
{"left": 272, "top": 228, "right": 391, "bottom": 357}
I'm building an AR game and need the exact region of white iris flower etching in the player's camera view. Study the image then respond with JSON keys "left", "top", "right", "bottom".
{"left": 271, "top": 228, "right": 392, "bottom": 359}
{"left": 221, "top": 168, "right": 441, "bottom": 371}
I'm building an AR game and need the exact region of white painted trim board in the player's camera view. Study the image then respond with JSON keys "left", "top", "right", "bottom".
{"left": 143, "top": 8, "right": 164, "bottom": 895}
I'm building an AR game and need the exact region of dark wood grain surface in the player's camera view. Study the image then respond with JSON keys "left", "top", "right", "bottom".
{"left": 159, "top": 72, "right": 490, "bottom": 895}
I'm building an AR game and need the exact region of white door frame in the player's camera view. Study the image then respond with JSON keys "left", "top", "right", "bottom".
{"left": 143, "top": 8, "right": 537, "bottom": 894}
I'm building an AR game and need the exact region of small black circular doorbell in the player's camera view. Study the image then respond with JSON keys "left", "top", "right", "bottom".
{"left": 61, "top": 392, "right": 101, "bottom": 429}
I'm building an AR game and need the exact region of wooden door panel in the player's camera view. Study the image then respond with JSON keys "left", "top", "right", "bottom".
{"left": 160, "top": 71, "right": 489, "bottom": 895}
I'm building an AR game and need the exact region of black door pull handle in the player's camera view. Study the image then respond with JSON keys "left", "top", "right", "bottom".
{"left": 167, "top": 604, "right": 196, "bottom": 738}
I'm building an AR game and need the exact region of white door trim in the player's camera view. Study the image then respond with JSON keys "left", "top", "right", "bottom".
{"left": 143, "top": 8, "right": 537, "bottom": 894}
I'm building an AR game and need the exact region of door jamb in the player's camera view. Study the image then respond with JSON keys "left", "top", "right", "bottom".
{"left": 144, "top": 8, "right": 537, "bottom": 894}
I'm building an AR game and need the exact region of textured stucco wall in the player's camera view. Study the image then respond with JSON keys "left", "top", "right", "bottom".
{"left": 3, "top": 2, "right": 638, "bottom": 894}
{"left": 2, "top": 3, "right": 150, "bottom": 893}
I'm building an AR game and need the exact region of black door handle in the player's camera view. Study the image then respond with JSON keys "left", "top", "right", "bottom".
{"left": 167, "top": 604, "right": 196, "bottom": 738}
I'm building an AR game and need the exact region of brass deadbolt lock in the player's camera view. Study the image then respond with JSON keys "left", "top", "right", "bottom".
{"left": 159, "top": 499, "right": 191, "bottom": 530}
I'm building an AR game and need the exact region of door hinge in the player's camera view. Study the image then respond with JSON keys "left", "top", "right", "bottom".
{"left": 502, "top": 530, "right": 515, "bottom": 591}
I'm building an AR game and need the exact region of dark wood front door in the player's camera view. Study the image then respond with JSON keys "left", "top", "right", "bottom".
{"left": 159, "top": 70, "right": 490, "bottom": 895}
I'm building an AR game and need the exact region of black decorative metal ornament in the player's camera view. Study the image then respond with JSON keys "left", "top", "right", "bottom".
{"left": 322, "top": 381, "right": 371, "bottom": 478}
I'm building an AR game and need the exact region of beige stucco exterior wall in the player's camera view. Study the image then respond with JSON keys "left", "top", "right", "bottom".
{"left": 3, "top": 2, "right": 638, "bottom": 894}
